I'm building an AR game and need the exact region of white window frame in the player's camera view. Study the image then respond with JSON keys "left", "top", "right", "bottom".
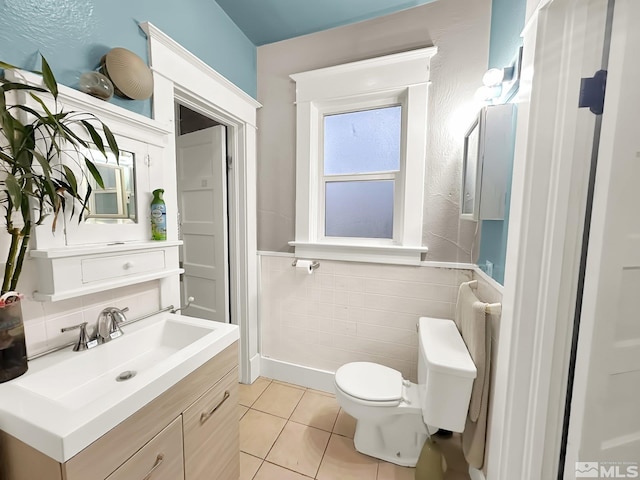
{"left": 289, "top": 47, "right": 436, "bottom": 265}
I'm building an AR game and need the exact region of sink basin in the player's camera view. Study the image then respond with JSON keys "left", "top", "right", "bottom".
{"left": 14, "top": 318, "right": 214, "bottom": 409}
{"left": 0, "top": 313, "right": 238, "bottom": 462}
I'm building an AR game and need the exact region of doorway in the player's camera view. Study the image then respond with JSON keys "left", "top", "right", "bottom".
{"left": 175, "top": 104, "right": 230, "bottom": 323}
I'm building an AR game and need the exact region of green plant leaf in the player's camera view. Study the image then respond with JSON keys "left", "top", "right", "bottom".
{"left": 102, "top": 124, "right": 119, "bottom": 163}
{"left": 0, "top": 83, "right": 48, "bottom": 94}
{"left": 79, "top": 183, "right": 92, "bottom": 222}
{"left": 28, "top": 149, "right": 53, "bottom": 176}
{"left": 80, "top": 120, "right": 105, "bottom": 154}
{"left": 0, "top": 61, "right": 20, "bottom": 70}
{"left": 28, "top": 92, "right": 55, "bottom": 119}
{"left": 61, "top": 165, "right": 78, "bottom": 195}
{"left": 40, "top": 56, "right": 58, "bottom": 99}
{"left": 84, "top": 157, "right": 104, "bottom": 189}
{"left": 57, "top": 122, "right": 89, "bottom": 148}
{"left": 4, "top": 174, "right": 22, "bottom": 210}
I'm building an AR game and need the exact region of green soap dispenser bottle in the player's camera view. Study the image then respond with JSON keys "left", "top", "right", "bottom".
{"left": 151, "top": 189, "right": 166, "bottom": 241}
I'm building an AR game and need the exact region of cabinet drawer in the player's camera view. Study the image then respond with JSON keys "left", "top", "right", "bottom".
{"left": 106, "top": 417, "right": 184, "bottom": 480}
{"left": 81, "top": 250, "right": 166, "bottom": 284}
{"left": 183, "top": 367, "right": 239, "bottom": 480}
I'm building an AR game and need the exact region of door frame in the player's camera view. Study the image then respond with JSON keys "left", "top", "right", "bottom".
{"left": 140, "top": 22, "right": 261, "bottom": 384}
{"left": 487, "top": 0, "right": 615, "bottom": 478}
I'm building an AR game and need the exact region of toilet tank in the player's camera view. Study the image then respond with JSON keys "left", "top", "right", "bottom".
{"left": 418, "top": 317, "right": 477, "bottom": 432}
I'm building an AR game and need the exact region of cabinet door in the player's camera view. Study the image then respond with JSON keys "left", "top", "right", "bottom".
{"left": 106, "top": 417, "right": 184, "bottom": 480}
{"left": 183, "top": 367, "right": 239, "bottom": 480}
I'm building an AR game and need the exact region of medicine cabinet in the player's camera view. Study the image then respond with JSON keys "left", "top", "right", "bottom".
{"left": 5, "top": 70, "right": 181, "bottom": 301}
{"left": 461, "top": 104, "right": 516, "bottom": 221}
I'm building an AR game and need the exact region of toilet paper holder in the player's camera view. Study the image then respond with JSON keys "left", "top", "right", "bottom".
{"left": 291, "top": 259, "right": 320, "bottom": 271}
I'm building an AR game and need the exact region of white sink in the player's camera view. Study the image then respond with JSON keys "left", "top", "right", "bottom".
{"left": 0, "top": 313, "right": 238, "bottom": 462}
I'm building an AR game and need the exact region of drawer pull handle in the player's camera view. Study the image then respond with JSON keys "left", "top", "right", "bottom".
{"left": 123, "top": 262, "right": 134, "bottom": 270}
{"left": 200, "top": 390, "right": 230, "bottom": 423}
{"left": 142, "top": 453, "right": 164, "bottom": 480}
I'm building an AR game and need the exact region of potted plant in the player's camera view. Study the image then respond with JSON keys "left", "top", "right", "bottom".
{"left": 0, "top": 56, "right": 118, "bottom": 382}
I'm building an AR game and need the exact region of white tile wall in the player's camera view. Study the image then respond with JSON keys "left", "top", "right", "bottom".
{"left": 20, "top": 280, "right": 161, "bottom": 357}
{"left": 260, "top": 254, "right": 474, "bottom": 382}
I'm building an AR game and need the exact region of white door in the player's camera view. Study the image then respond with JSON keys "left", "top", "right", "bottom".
{"left": 567, "top": 0, "right": 640, "bottom": 475}
{"left": 176, "top": 125, "right": 229, "bottom": 323}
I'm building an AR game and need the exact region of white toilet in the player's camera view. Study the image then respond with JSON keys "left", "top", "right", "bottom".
{"left": 334, "top": 316, "right": 477, "bottom": 467}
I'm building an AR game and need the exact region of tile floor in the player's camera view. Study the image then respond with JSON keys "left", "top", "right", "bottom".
{"left": 239, "top": 377, "right": 471, "bottom": 480}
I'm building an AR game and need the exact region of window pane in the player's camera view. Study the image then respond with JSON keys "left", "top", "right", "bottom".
{"left": 95, "top": 193, "right": 120, "bottom": 215}
{"left": 325, "top": 181, "right": 393, "bottom": 238}
{"left": 324, "top": 106, "right": 401, "bottom": 175}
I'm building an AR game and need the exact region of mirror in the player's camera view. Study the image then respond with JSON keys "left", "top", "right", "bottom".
{"left": 80, "top": 147, "right": 137, "bottom": 224}
{"left": 461, "top": 117, "right": 481, "bottom": 219}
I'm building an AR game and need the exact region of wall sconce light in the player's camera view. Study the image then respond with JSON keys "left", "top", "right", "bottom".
{"left": 475, "top": 46, "right": 523, "bottom": 105}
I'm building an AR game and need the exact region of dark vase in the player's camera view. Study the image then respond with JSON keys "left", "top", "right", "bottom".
{"left": 0, "top": 297, "right": 28, "bottom": 383}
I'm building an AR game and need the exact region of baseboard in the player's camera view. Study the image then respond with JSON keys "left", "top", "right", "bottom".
{"left": 468, "top": 467, "right": 486, "bottom": 480}
{"left": 249, "top": 353, "right": 261, "bottom": 383}
{"left": 260, "top": 356, "right": 335, "bottom": 393}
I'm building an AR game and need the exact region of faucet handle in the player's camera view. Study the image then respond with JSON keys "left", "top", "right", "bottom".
{"left": 106, "top": 307, "right": 128, "bottom": 340}
{"left": 61, "top": 322, "right": 99, "bottom": 351}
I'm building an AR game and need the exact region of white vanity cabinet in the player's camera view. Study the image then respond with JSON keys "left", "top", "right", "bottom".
{"left": 0, "top": 342, "right": 239, "bottom": 480}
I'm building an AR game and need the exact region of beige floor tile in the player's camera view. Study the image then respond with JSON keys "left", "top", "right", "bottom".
{"left": 254, "top": 461, "right": 314, "bottom": 480}
{"left": 240, "top": 409, "right": 287, "bottom": 458}
{"left": 266, "top": 421, "right": 331, "bottom": 477}
{"left": 239, "top": 377, "right": 272, "bottom": 407}
{"left": 377, "top": 461, "right": 415, "bottom": 480}
{"left": 252, "top": 382, "right": 306, "bottom": 419}
{"left": 240, "top": 452, "right": 263, "bottom": 480}
{"left": 239, "top": 404, "right": 250, "bottom": 420}
{"left": 316, "top": 434, "right": 378, "bottom": 480}
{"left": 272, "top": 379, "right": 307, "bottom": 390}
{"left": 332, "top": 408, "right": 357, "bottom": 438}
{"left": 307, "top": 387, "right": 336, "bottom": 398}
{"left": 290, "top": 390, "right": 341, "bottom": 431}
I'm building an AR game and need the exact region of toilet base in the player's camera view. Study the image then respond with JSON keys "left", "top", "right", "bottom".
{"left": 352, "top": 416, "right": 428, "bottom": 467}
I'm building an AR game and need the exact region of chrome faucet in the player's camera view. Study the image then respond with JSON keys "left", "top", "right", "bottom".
{"left": 97, "top": 307, "right": 129, "bottom": 343}
{"left": 61, "top": 322, "right": 98, "bottom": 351}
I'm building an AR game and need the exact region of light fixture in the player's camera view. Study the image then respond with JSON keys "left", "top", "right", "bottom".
{"left": 476, "top": 47, "right": 523, "bottom": 105}
{"left": 482, "top": 67, "right": 514, "bottom": 87}
{"left": 475, "top": 84, "right": 503, "bottom": 102}
{"left": 99, "top": 48, "right": 154, "bottom": 100}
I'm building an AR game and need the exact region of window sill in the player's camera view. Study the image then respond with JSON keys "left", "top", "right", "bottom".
{"left": 288, "top": 241, "right": 428, "bottom": 265}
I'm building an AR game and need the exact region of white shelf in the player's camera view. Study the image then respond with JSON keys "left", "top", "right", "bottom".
{"left": 30, "top": 241, "right": 183, "bottom": 259}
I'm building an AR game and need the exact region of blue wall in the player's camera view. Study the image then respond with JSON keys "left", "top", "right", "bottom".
{"left": 478, "top": 0, "right": 526, "bottom": 284}
{"left": 489, "top": 0, "right": 527, "bottom": 69}
{"left": 0, "top": 0, "right": 257, "bottom": 116}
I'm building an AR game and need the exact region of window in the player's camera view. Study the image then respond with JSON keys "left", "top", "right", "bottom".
{"left": 323, "top": 105, "right": 401, "bottom": 240}
{"left": 290, "top": 47, "right": 437, "bottom": 265}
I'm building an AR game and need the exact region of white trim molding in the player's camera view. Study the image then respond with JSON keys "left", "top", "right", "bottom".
{"left": 290, "top": 48, "right": 436, "bottom": 264}
{"left": 139, "top": 22, "right": 261, "bottom": 384}
{"left": 260, "top": 357, "right": 335, "bottom": 393}
{"left": 487, "top": 0, "right": 604, "bottom": 478}
{"left": 140, "top": 22, "right": 260, "bottom": 126}
{"left": 289, "top": 242, "right": 427, "bottom": 265}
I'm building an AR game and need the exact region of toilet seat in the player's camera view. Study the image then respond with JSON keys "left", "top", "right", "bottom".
{"left": 335, "top": 362, "right": 403, "bottom": 405}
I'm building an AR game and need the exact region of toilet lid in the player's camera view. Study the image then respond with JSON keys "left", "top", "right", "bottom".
{"left": 335, "top": 362, "right": 403, "bottom": 403}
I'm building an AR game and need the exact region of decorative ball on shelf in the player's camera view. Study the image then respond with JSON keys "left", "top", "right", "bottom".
{"left": 99, "top": 47, "right": 154, "bottom": 100}
{"left": 79, "top": 71, "right": 114, "bottom": 101}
